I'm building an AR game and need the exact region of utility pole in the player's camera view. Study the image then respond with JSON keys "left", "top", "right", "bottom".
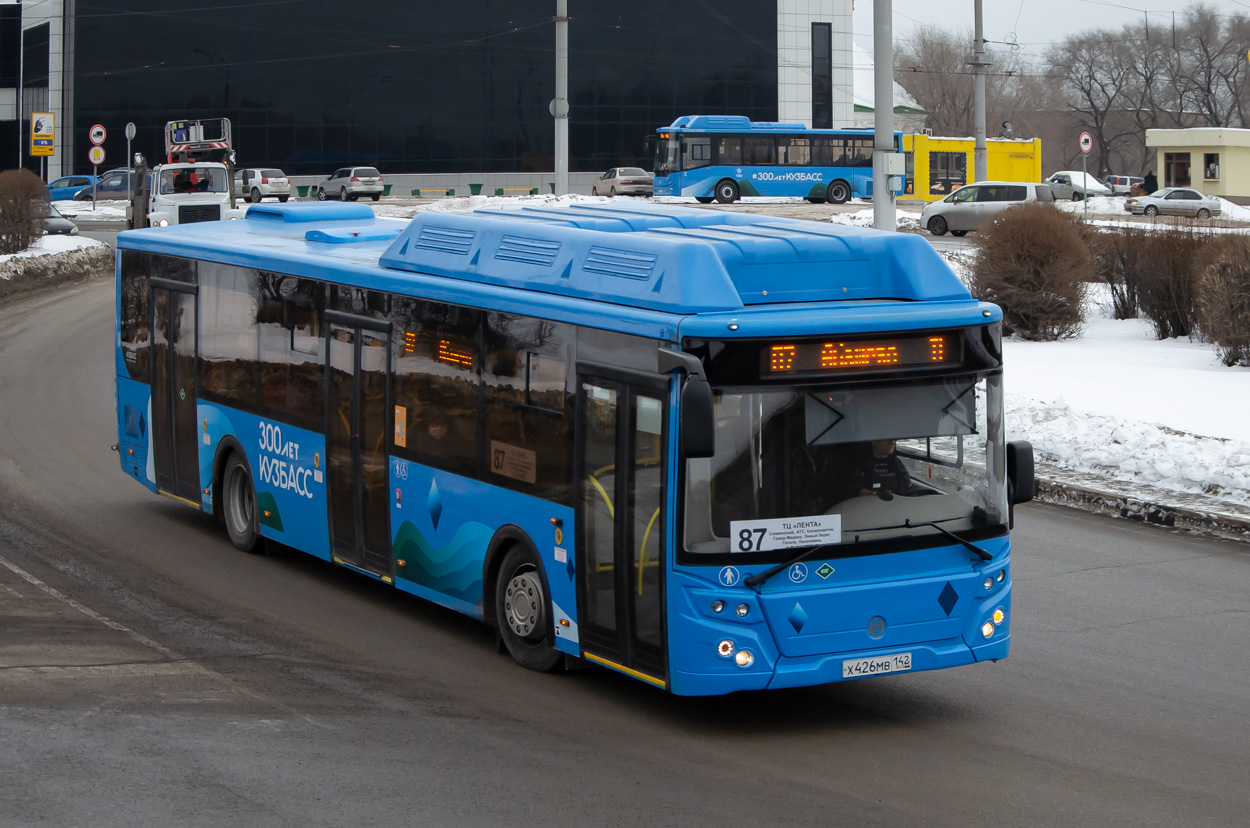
{"left": 872, "top": 0, "right": 896, "bottom": 231}
{"left": 971, "top": 0, "right": 990, "bottom": 182}
{"left": 553, "top": 0, "right": 569, "bottom": 195}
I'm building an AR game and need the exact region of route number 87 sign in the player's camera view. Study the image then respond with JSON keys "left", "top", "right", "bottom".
{"left": 729, "top": 515, "right": 842, "bottom": 552}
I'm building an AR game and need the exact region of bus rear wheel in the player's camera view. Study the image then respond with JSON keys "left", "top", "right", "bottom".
{"left": 714, "top": 180, "right": 739, "bottom": 204}
{"left": 827, "top": 180, "right": 851, "bottom": 204}
{"left": 496, "top": 546, "right": 562, "bottom": 672}
{"left": 222, "top": 453, "right": 262, "bottom": 554}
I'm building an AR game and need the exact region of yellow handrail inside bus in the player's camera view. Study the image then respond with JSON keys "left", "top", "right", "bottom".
{"left": 638, "top": 506, "right": 660, "bottom": 596}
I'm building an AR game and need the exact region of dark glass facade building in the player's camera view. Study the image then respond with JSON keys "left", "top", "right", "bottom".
{"left": 72, "top": 1, "right": 778, "bottom": 176}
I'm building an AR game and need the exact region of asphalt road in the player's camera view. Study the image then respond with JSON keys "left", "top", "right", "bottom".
{"left": 2, "top": 266, "right": 1248, "bottom": 826}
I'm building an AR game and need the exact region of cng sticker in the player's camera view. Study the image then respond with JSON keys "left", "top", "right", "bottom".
{"left": 815, "top": 563, "right": 835, "bottom": 579}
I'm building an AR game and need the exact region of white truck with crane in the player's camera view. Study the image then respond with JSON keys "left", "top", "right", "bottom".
{"left": 128, "top": 118, "right": 245, "bottom": 229}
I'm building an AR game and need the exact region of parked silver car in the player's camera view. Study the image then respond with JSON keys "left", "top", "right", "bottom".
{"left": 921, "top": 181, "right": 1055, "bottom": 237}
{"left": 1124, "top": 187, "right": 1221, "bottom": 218}
{"left": 591, "top": 167, "right": 653, "bottom": 196}
{"left": 317, "top": 167, "right": 384, "bottom": 202}
{"left": 1045, "top": 171, "right": 1112, "bottom": 201}
{"left": 1103, "top": 174, "right": 1144, "bottom": 195}
{"left": 235, "top": 168, "right": 290, "bottom": 203}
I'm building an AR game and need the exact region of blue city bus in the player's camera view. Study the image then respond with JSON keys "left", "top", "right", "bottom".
{"left": 114, "top": 201, "right": 1033, "bottom": 696}
{"left": 651, "top": 115, "right": 903, "bottom": 205}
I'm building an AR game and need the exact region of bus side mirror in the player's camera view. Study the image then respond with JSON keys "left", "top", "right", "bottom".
{"left": 1007, "top": 440, "right": 1034, "bottom": 506}
{"left": 680, "top": 377, "right": 715, "bottom": 459}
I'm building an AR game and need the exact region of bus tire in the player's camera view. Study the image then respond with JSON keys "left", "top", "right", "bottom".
{"left": 222, "top": 453, "right": 262, "bottom": 554}
{"left": 714, "top": 179, "right": 739, "bottom": 203}
{"left": 695, "top": 197, "right": 714, "bottom": 204}
{"left": 927, "top": 216, "right": 949, "bottom": 236}
{"left": 496, "top": 545, "right": 562, "bottom": 672}
{"left": 827, "top": 180, "right": 851, "bottom": 204}
{"left": 250, "top": 188, "right": 263, "bottom": 203}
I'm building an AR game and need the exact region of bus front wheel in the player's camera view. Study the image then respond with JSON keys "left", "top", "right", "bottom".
{"left": 223, "top": 453, "right": 262, "bottom": 554}
{"left": 827, "top": 180, "right": 851, "bottom": 204}
{"left": 496, "top": 546, "right": 562, "bottom": 672}
{"left": 714, "top": 180, "right": 739, "bottom": 204}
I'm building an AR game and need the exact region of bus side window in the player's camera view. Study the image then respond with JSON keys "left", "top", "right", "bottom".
{"left": 682, "top": 136, "right": 712, "bottom": 171}
{"left": 119, "top": 251, "right": 152, "bottom": 383}
{"left": 745, "top": 136, "right": 775, "bottom": 165}
{"left": 717, "top": 136, "right": 743, "bottom": 166}
{"left": 482, "top": 312, "right": 573, "bottom": 498}
{"left": 391, "top": 298, "right": 481, "bottom": 478}
{"left": 199, "top": 262, "right": 260, "bottom": 410}
{"left": 257, "top": 274, "right": 324, "bottom": 428}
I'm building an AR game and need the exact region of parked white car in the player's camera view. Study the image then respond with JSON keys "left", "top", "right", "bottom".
{"left": 1124, "top": 187, "right": 1222, "bottom": 218}
{"left": 235, "top": 168, "right": 291, "bottom": 203}
{"left": 921, "top": 181, "right": 1056, "bottom": 237}
{"left": 1045, "top": 171, "right": 1112, "bottom": 201}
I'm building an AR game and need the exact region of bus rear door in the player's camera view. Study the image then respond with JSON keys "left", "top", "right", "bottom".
{"left": 150, "top": 281, "right": 200, "bottom": 505}
{"left": 576, "top": 369, "right": 669, "bottom": 687}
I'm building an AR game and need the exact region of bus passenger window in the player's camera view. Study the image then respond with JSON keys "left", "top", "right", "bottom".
{"left": 717, "top": 136, "right": 743, "bottom": 166}
{"left": 682, "top": 137, "right": 711, "bottom": 170}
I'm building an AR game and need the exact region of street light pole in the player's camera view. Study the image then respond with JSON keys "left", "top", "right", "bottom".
{"left": 553, "top": 0, "right": 569, "bottom": 195}
{"left": 972, "top": 0, "right": 990, "bottom": 182}
{"left": 872, "top": 0, "right": 896, "bottom": 231}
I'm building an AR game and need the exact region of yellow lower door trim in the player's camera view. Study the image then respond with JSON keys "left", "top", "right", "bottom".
{"left": 583, "top": 652, "right": 667, "bottom": 689}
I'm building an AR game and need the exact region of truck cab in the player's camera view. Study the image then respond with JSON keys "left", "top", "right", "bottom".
{"left": 147, "top": 162, "right": 243, "bottom": 226}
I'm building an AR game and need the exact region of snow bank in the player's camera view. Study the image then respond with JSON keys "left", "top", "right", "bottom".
{"left": 828, "top": 207, "right": 923, "bottom": 233}
{"left": 0, "top": 236, "right": 111, "bottom": 296}
{"left": 53, "top": 200, "right": 129, "bottom": 221}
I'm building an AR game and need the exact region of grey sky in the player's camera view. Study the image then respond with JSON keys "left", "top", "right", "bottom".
{"left": 855, "top": 0, "right": 1250, "bottom": 63}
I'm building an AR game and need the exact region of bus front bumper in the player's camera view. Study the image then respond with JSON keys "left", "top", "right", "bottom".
{"left": 668, "top": 636, "right": 1009, "bottom": 696}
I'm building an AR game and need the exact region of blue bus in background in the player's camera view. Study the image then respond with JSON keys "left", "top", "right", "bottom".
{"left": 651, "top": 115, "right": 903, "bottom": 204}
{"left": 115, "top": 201, "right": 1033, "bottom": 696}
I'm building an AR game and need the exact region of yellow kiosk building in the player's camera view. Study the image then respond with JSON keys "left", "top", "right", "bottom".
{"left": 902, "top": 134, "right": 1043, "bottom": 201}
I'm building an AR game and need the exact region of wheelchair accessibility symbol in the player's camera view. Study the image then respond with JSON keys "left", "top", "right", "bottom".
{"left": 788, "top": 563, "right": 808, "bottom": 583}
{"left": 718, "top": 566, "right": 741, "bottom": 587}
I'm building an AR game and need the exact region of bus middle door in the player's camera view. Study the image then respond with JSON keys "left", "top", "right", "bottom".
{"left": 576, "top": 368, "right": 669, "bottom": 688}
{"left": 326, "top": 314, "right": 392, "bottom": 579}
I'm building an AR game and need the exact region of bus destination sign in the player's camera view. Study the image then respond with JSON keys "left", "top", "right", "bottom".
{"left": 762, "top": 334, "right": 955, "bottom": 377}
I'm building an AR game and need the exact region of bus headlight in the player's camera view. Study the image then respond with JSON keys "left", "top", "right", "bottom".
{"left": 981, "top": 621, "right": 995, "bottom": 639}
{"left": 736, "top": 603, "right": 750, "bottom": 617}
{"left": 734, "top": 650, "right": 755, "bottom": 668}
{"left": 711, "top": 600, "right": 724, "bottom": 614}
{"left": 983, "top": 577, "right": 994, "bottom": 590}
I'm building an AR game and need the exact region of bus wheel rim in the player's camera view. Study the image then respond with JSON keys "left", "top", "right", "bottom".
{"left": 227, "top": 466, "right": 252, "bottom": 535}
{"left": 504, "top": 570, "right": 543, "bottom": 639}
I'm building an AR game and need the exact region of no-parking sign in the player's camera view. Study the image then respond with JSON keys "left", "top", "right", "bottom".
{"left": 90, "top": 124, "right": 107, "bottom": 145}
{"left": 1079, "top": 132, "right": 1093, "bottom": 155}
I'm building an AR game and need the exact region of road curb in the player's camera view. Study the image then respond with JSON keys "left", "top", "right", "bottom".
{"left": 1035, "top": 477, "right": 1250, "bottom": 542}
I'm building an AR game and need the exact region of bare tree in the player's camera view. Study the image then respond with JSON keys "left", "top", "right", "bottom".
{"left": 893, "top": 28, "right": 1022, "bottom": 137}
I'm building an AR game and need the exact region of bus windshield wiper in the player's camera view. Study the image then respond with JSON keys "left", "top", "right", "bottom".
{"left": 744, "top": 543, "right": 837, "bottom": 588}
{"left": 903, "top": 519, "right": 991, "bottom": 560}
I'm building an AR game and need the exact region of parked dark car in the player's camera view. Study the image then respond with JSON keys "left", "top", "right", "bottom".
{"left": 36, "top": 201, "right": 80, "bottom": 235}
{"left": 72, "top": 168, "right": 142, "bottom": 200}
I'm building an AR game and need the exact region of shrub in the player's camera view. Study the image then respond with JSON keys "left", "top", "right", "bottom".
{"left": 1132, "top": 225, "right": 1210, "bottom": 339}
{"left": 1088, "top": 226, "right": 1147, "bottom": 319}
{"left": 1193, "top": 234, "right": 1250, "bottom": 366}
{"left": 0, "top": 168, "right": 48, "bottom": 255}
{"left": 969, "top": 202, "right": 1091, "bottom": 341}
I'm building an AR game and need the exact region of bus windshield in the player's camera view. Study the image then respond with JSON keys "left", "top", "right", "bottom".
{"left": 684, "top": 374, "right": 1007, "bottom": 556}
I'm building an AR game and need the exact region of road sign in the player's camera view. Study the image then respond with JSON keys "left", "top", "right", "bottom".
{"left": 1079, "top": 131, "right": 1093, "bottom": 155}
{"left": 125, "top": 122, "right": 136, "bottom": 141}
{"left": 31, "top": 112, "right": 55, "bottom": 157}
{"left": 90, "top": 124, "right": 107, "bottom": 145}
{"left": 88, "top": 146, "right": 106, "bottom": 166}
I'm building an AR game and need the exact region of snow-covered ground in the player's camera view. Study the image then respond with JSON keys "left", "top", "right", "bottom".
{"left": 1004, "top": 286, "right": 1250, "bottom": 506}
{"left": 53, "top": 200, "right": 129, "bottom": 221}
{"left": 0, "top": 234, "right": 103, "bottom": 269}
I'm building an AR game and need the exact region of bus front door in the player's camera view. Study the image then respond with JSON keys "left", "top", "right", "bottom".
{"left": 150, "top": 283, "right": 200, "bottom": 505}
{"left": 577, "top": 374, "right": 669, "bottom": 688}
{"left": 326, "top": 320, "right": 392, "bottom": 578}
